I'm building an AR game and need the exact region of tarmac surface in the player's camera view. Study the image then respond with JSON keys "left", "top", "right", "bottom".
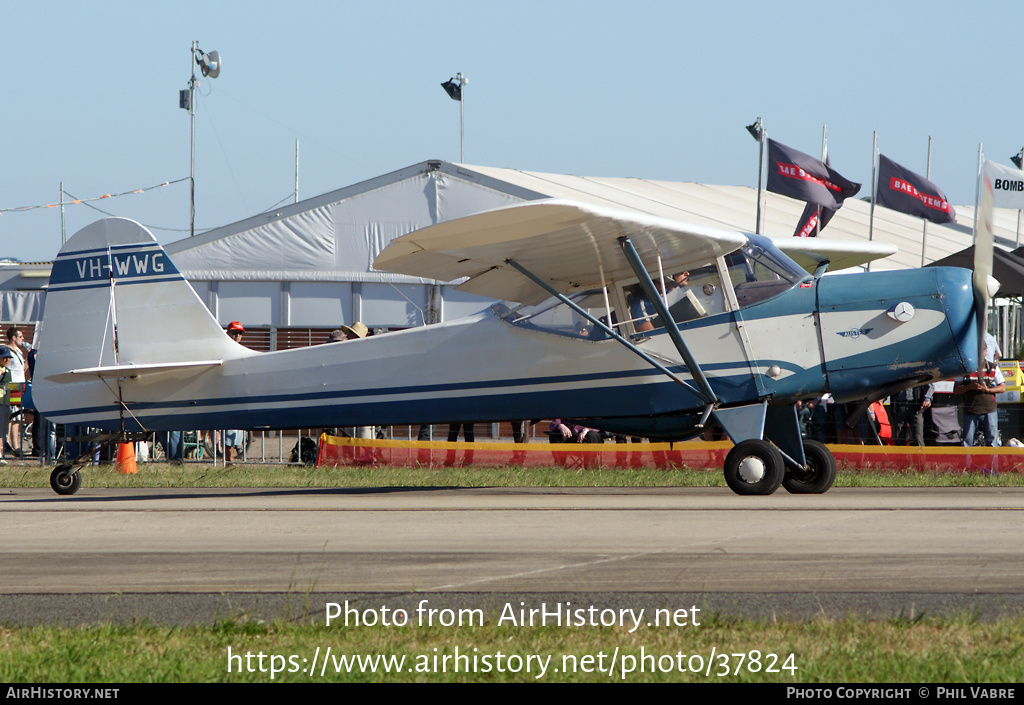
{"left": 2, "top": 485, "right": 1023, "bottom": 624}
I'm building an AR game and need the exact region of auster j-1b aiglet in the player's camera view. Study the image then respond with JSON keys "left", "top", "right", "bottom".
{"left": 33, "top": 194, "right": 997, "bottom": 496}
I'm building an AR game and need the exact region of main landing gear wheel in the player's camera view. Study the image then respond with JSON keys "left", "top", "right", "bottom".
{"left": 50, "top": 464, "right": 82, "bottom": 496}
{"left": 723, "top": 439, "right": 784, "bottom": 496}
{"left": 782, "top": 440, "right": 836, "bottom": 494}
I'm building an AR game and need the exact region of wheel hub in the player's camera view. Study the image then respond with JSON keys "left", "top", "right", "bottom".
{"left": 737, "top": 456, "right": 766, "bottom": 483}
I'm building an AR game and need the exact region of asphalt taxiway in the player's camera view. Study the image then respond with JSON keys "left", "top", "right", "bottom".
{"left": 2, "top": 486, "right": 1022, "bottom": 624}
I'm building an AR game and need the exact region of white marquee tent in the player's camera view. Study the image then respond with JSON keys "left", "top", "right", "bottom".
{"left": 4, "top": 158, "right": 1018, "bottom": 348}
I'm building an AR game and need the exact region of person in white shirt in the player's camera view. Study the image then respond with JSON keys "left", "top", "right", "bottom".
{"left": 4, "top": 328, "right": 27, "bottom": 455}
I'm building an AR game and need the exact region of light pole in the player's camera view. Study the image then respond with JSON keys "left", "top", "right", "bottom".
{"left": 179, "top": 41, "right": 221, "bottom": 237}
{"left": 441, "top": 73, "right": 467, "bottom": 162}
{"left": 745, "top": 117, "right": 765, "bottom": 234}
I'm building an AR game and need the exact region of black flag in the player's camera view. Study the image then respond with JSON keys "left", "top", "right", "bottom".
{"left": 792, "top": 202, "right": 838, "bottom": 238}
{"left": 766, "top": 139, "right": 861, "bottom": 210}
{"left": 875, "top": 154, "right": 955, "bottom": 224}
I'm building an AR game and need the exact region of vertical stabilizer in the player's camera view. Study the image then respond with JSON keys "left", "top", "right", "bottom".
{"left": 35, "top": 218, "right": 241, "bottom": 384}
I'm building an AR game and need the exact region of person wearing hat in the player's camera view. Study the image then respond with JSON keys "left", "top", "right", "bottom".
{"left": 222, "top": 322, "right": 248, "bottom": 462}
{"left": 0, "top": 345, "right": 12, "bottom": 464}
{"left": 226, "top": 321, "right": 245, "bottom": 344}
{"left": 336, "top": 321, "right": 372, "bottom": 439}
{"left": 338, "top": 321, "right": 368, "bottom": 341}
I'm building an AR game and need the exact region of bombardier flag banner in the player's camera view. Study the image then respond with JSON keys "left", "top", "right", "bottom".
{"left": 876, "top": 154, "right": 956, "bottom": 224}
{"left": 766, "top": 139, "right": 861, "bottom": 210}
{"left": 983, "top": 160, "right": 1024, "bottom": 210}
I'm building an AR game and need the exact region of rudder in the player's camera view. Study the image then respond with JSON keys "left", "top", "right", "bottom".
{"left": 35, "top": 218, "right": 237, "bottom": 383}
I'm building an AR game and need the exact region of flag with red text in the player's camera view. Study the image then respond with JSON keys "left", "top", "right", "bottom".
{"left": 875, "top": 154, "right": 956, "bottom": 224}
{"left": 766, "top": 139, "right": 860, "bottom": 210}
{"left": 792, "top": 202, "right": 838, "bottom": 237}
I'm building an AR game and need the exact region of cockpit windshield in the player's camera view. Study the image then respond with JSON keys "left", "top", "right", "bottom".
{"left": 725, "top": 235, "right": 810, "bottom": 308}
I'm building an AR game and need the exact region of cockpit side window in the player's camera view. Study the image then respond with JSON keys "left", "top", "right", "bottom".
{"left": 622, "top": 261, "right": 727, "bottom": 334}
{"left": 494, "top": 289, "right": 613, "bottom": 340}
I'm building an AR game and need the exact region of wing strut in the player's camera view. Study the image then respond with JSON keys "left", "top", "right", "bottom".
{"left": 504, "top": 259, "right": 716, "bottom": 410}
{"left": 618, "top": 236, "right": 719, "bottom": 407}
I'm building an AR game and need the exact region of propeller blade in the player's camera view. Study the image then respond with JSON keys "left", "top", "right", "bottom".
{"left": 973, "top": 169, "right": 998, "bottom": 370}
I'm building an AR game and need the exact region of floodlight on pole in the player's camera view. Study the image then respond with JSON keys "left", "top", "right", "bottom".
{"left": 440, "top": 72, "right": 467, "bottom": 162}
{"left": 179, "top": 41, "right": 222, "bottom": 237}
{"left": 745, "top": 117, "right": 766, "bottom": 234}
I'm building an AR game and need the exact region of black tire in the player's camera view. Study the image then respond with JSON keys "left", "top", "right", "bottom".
{"left": 783, "top": 440, "right": 837, "bottom": 494}
{"left": 50, "top": 464, "right": 82, "bottom": 496}
{"left": 723, "top": 439, "right": 784, "bottom": 495}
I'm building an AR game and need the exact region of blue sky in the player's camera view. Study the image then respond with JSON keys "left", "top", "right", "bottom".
{"left": 4, "top": 1, "right": 1022, "bottom": 262}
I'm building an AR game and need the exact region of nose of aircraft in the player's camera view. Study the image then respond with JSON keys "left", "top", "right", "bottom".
{"left": 936, "top": 266, "right": 980, "bottom": 373}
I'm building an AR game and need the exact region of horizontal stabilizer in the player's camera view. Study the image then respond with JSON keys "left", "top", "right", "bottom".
{"left": 45, "top": 360, "right": 224, "bottom": 384}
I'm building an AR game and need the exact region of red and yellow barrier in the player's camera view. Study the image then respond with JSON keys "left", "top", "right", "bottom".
{"left": 316, "top": 434, "right": 1024, "bottom": 472}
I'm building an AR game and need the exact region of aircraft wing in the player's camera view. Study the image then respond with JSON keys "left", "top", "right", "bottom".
{"left": 44, "top": 360, "right": 224, "bottom": 384}
{"left": 374, "top": 200, "right": 748, "bottom": 305}
{"left": 771, "top": 237, "right": 897, "bottom": 274}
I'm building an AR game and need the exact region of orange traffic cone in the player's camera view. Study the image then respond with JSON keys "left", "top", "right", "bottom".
{"left": 115, "top": 442, "right": 137, "bottom": 474}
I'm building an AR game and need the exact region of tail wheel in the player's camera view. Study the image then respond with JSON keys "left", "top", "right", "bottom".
{"left": 723, "top": 439, "right": 784, "bottom": 495}
{"left": 50, "top": 464, "right": 82, "bottom": 496}
{"left": 783, "top": 440, "right": 836, "bottom": 494}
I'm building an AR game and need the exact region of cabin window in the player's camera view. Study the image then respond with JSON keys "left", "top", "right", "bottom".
{"left": 726, "top": 236, "right": 810, "bottom": 309}
{"left": 623, "top": 262, "right": 727, "bottom": 334}
{"left": 494, "top": 289, "right": 613, "bottom": 340}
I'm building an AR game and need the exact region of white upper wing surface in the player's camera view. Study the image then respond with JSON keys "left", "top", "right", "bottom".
{"left": 374, "top": 200, "right": 748, "bottom": 304}
{"left": 373, "top": 199, "right": 899, "bottom": 305}
{"left": 771, "top": 237, "right": 898, "bottom": 274}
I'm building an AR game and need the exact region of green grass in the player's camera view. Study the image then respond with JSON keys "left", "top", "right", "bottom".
{"left": 3, "top": 462, "right": 1022, "bottom": 683}
{"left": 3, "top": 461, "right": 1024, "bottom": 490}
{"left": 2, "top": 613, "right": 1023, "bottom": 682}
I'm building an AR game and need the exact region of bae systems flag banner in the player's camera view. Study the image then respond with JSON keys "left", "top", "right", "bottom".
{"left": 983, "top": 159, "right": 1024, "bottom": 210}
{"left": 792, "top": 202, "right": 837, "bottom": 238}
{"left": 766, "top": 139, "right": 861, "bottom": 210}
{"left": 875, "top": 154, "right": 956, "bottom": 224}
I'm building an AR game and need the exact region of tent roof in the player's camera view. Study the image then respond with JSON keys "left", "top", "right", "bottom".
{"left": 161, "top": 159, "right": 1022, "bottom": 283}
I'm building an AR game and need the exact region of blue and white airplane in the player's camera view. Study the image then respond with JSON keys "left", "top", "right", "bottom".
{"left": 32, "top": 198, "right": 994, "bottom": 496}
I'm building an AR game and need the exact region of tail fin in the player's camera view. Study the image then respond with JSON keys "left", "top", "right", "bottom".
{"left": 35, "top": 218, "right": 238, "bottom": 383}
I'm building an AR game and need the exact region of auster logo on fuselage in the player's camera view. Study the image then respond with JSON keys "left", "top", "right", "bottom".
{"left": 836, "top": 328, "right": 873, "bottom": 339}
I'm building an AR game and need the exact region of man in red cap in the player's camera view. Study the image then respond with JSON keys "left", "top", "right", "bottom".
{"left": 222, "top": 322, "right": 247, "bottom": 462}
{"left": 226, "top": 321, "right": 245, "bottom": 344}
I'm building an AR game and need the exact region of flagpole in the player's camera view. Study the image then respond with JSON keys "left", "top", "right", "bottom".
{"left": 756, "top": 123, "right": 765, "bottom": 234}
{"left": 1016, "top": 147, "right": 1023, "bottom": 248}
{"left": 817, "top": 124, "right": 826, "bottom": 237}
{"left": 868, "top": 131, "right": 877, "bottom": 272}
{"left": 921, "top": 136, "right": 931, "bottom": 267}
{"left": 973, "top": 143, "right": 983, "bottom": 245}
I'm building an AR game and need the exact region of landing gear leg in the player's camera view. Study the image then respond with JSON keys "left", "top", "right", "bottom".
{"left": 47, "top": 429, "right": 152, "bottom": 496}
